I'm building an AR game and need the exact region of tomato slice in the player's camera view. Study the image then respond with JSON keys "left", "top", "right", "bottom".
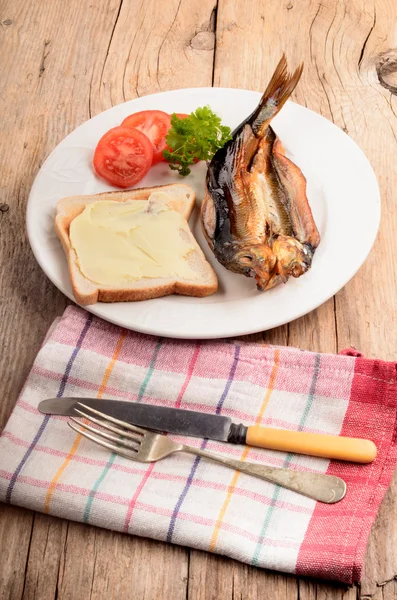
{"left": 121, "top": 110, "right": 171, "bottom": 165}
{"left": 93, "top": 126, "right": 153, "bottom": 188}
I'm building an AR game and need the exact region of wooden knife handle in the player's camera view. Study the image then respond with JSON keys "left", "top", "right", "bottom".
{"left": 246, "top": 426, "right": 377, "bottom": 463}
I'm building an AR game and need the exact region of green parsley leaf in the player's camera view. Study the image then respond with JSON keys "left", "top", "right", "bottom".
{"left": 163, "top": 106, "right": 232, "bottom": 176}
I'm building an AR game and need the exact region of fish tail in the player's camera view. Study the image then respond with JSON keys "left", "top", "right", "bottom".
{"left": 250, "top": 54, "right": 303, "bottom": 136}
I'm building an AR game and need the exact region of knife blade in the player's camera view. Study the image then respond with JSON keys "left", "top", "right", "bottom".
{"left": 38, "top": 397, "right": 377, "bottom": 463}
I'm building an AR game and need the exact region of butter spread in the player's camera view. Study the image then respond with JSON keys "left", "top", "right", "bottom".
{"left": 69, "top": 197, "right": 199, "bottom": 286}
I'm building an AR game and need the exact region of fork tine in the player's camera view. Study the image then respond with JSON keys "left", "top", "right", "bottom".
{"left": 69, "top": 417, "right": 140, "bottom": 450}
{"left": 77, "top": 403, "right": 146, "bottom": 434}
{"left": 73, "top": 408, "right": 143, "bottom": 443}
{"left": 68, "top": 421, "right": 139, "bottom": 461}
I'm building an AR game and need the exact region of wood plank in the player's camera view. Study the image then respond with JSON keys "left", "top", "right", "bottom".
{"left": 185, "top": 552, "right": 234, "bottom": 600}
{"left": 0, "top": 0, "right": 216, "bottom": 598}
{"left": 1, "top": 0, "right": 397, "bottom": 598}
{"left": 232, "top": 567, "right": 299, "bottom": 600}
{"left": 288, "top": 300, "right": 337, "bottom": 354}
{"left": 363, "top": 579, "right": 397, "bottom": 600}
{"left": 92, "top": 0, "right": 217, "bottom": 113}
{"left": 187, "top": 557, "right": 358, "bottom": 600}
{"left": 316, "top": 0, "right": 397, "bottom": 594}
{"left": 188, "top": 551, "right": 299, "bottom": 600}
{"left": 22, "top": 515, "right": 68, "bottom": 600}
{"left": 381, "top": 579, "right": 397, "bottom": 600}
{"left": 298, "top": 580, "right": 358, "bottom": 600}
{"left": 0, "top": 505, "right": 33, "bottom": 600}
{"left": 212, "top": 0, "right": 397, "bottom": 598}
{"left": 0, "top": 0, "right": 112, "bottom": 593}
{"left": 56, "top": 523, "right": 188, "bottom": 600}
{"left": 52, "top": 1, "right": 216, "bottom": 598}
{"left": 210, "top": 0, "right": 337, "bottom": 597}
{"left": 362, "top": 470, "right": 397, "bottom": 596}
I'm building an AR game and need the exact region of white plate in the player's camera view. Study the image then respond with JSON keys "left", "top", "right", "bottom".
{"left": 26, "top": 88, "right": 380, "bottom": 339}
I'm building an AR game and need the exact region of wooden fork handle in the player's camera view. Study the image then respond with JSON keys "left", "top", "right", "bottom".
{"left": 182, "top": 446, "right": 346, "bottom": 504}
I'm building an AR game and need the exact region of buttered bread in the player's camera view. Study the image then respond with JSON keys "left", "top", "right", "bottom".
{"left": 55, "top": 184, "right": 218, "bottom": 304}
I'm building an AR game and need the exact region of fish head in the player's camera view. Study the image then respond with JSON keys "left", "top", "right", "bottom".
{"left": 231, "top": 244, "right": 277, "bottom": 290}
{"left": 272, "top": 236, "right": 313, "bottom": 282}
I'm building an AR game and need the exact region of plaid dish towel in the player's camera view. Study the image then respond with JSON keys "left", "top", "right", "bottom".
{"left": 1, "top": 306, "right": 397, "bottom": 584}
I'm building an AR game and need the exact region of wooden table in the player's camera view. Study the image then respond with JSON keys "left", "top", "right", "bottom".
{"left": 1, "top": 0, "right": 397, "bottom": 598}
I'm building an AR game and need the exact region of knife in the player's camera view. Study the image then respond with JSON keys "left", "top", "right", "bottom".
{"left": 38, "top": 397, "right": 377, "bottom": 463}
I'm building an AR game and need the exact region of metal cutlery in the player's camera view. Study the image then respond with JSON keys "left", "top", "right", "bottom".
{"left": 40, "top": 397, "right": 377, "bottom": 463}
{"left": 68, "top": 403, "right": 347, "bottom": 504}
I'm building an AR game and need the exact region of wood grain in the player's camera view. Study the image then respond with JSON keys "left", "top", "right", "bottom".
{"left": 214, "top": 1, "right": 397, "bottom": 598}
{"left": 0, "top": 505, "right": 34, "bottom": 600}
{"left": 1, "top": 0, "right": 397, "bottom": 598}
{"left": 0, "top": 0, "right": 213, "bottom": 599}
{"left": 54, "top": 524, "right": 188, "bottom": 600}
{"left": 22, "top": 515, "right": 68, "bottom": 600}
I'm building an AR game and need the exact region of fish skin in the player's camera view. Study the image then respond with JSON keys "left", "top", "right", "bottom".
{"left": 201, "top": 54, "right": 320, "bottom": 291}
{"left": 271, "top": 136, "right": 320, "bottom": 249}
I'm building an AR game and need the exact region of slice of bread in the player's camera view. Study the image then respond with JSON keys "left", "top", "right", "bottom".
{"left": 55, "top": 183, "right": 218, "bottom": 305}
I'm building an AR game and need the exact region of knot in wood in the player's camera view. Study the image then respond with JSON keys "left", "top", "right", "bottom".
{"left": 376, "top": 50, "right": 397, "bottom": 95}
{"left": 190, "top": 31, "right": 215, "bottom": 51}
{"left": 0, "top": 203, "right": 9, "bottom": 213}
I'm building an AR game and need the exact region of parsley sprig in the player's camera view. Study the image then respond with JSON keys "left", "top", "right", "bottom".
{"left": 162, "top": 106, "right": 232, "bottom": 176}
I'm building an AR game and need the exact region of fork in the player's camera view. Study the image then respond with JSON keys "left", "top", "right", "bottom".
{"left": 68, "top": 403, "right": 347, "bottom": 503}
